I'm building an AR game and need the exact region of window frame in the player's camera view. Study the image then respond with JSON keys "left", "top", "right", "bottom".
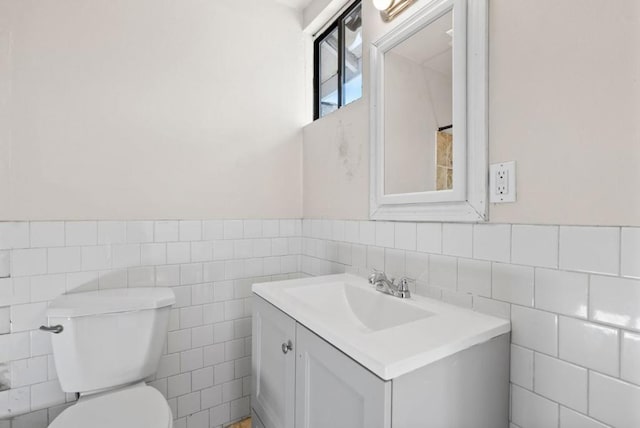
{"left": 313, "top": 0, "right": 362, "bottom": 120}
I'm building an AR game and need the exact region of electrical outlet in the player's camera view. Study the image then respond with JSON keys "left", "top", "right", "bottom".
{"left": 490, "top": 161, "right": 516, "bottom": 203}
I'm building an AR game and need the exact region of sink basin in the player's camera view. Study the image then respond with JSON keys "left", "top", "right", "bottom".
{"left": 253, "top": 273, "right": 510, "bottom": 380}
{"left": 284, "top": 281, "right": 433, "bottom": 332}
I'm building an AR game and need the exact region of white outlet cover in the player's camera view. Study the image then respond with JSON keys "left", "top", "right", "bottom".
{"left": 489, "top": 161, "right": 517, "bottom": 203}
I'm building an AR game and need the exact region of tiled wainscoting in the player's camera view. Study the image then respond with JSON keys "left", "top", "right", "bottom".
{"left": 0, "top": 219, "right": 302, "bottom": 428}
{"left": 300, "top": 220, "right": 640, "bottom": 428}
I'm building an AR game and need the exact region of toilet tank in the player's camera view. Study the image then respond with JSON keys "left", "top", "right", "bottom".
{"left": 46, "top": 287, "right": 175, "bottom": 394}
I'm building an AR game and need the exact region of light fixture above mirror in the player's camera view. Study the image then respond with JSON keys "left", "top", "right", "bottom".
{"left": 373, "top": 0, "right": 417, "bottom": 22}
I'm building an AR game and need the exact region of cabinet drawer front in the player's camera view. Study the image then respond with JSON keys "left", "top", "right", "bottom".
{"left": 295, "top": 325, "right": 391, "bottom": 428}
{"left": 252, "top": 295, "right": 297, "bottom": 428}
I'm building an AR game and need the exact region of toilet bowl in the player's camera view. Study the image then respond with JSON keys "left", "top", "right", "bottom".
{"left": 42, "top": 288, "right": 176, "bottom": 428}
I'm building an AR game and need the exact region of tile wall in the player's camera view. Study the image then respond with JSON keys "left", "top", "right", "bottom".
{"left": 0, "top": 219, "right": 302, "bottom": 428}
{"left": 300, "top": 220, "right": 640, "bottom": 428}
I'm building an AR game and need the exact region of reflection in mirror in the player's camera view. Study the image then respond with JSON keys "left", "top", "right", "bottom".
{"left": 384, "top": 10, "right": 453, "bottom": 195}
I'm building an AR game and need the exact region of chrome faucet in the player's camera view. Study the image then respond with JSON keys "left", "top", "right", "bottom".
{"left": 368, "top": 271, "right": 412, "bottom": 299}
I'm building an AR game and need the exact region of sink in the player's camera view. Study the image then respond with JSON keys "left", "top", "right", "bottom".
{"left": 253, "top": 273, "right": 510, "bottom": 380}
{"left": 283, "top": 281, "right": 433, "bottom": 332}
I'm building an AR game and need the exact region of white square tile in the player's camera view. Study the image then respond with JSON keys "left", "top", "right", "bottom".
{"left": 405, "top": 251, "right": 428, "bottom": 283}
{"left": 126, "top": 221, "right": 154, "bottom": 243}
{"left": 222, "top": 220, "right": 242, "bottom": 240}
{"left": 428, "top": 255, "right": 457, "bottom": 289}
{"left": 10, "top": 302, "right": 47, "bottom": 332}
{"left": 0, "top": 222, "right": 29, "bottom": 250}
{"left": 262, "top": 220, "right": 280, "bottom": 238}
{"left": 559, "top": 226, "right": 619, "bottom": 275}
{"left": 10, "top": 356, "right": 47, "bottom": 387}
{"left": 621, "top": 331, "right": 640, "bottom": 385}
{"left": 154, "top": 221, "right": 179, "bottom": 242}
{"left": 331, "top": 220, "right": 345, "bottom": 241}
{"left": 510, "top": 344, "right": 533, "bottom": 389}
{"left": 97, "top": 221, "right": 126, "bottom": 245}
{"left": 30, "top": 222, "right": 65, "bottom": 248}
{"left": 534, "top": 353, "right": 587, "bottom": 412}
{"left": 156, "top": 265, "right": 180, "bottom": 287}
{"left": 560, "top": 406, "right": 609, "bottom": 428}
{"left": 511, "top": 305, "right": 558, "bottom": 355}
{"left": 559, "top": 316, "right": 619, "bottom": 376}
{"left": 394, "top": 223, "right": 416, "bottom": 251}
{"left": 99, "top": 270, "right": 128, "bottom": 290}
{"left": 66, "top": 271, "right": 99, "bottom": 293}
{"left": 384, "top": 249, "right": 405, "bottom": 279}
{"left": 201, "top": 384, "right": 223, "bottom": 409}
{"left": 375, "top": 222, "right": 394, "bottom": 248}
{"left": 442, "top": 224, "right": 472, "bottom": 257}
{"left": 512, "top": 225, "right": 558, "bottom": 268}
{"left": 167, "top": 242, "right": 191, "bottom": 264}
{"left": 621, "top": 227, "right": 640, "bottom": 278}
{"left": 168, "top": 373, "right": 191, "bottom": 398}
{"left": 0, "top": 251, "right": 9, "bottom": 278}
{"left": 81, "top": 246, "right": 111, "bottom": 271}
{"left": 128, "top": 266, "right": 155, "bottom": 287}
{"left": 192, "top": 367, "right": 214, "bottom": 392}
{"left": 111, "top": 244, "right": 141, "bottom": 269}
{"left": 180, "top": 348, "right": 203, "bottom": 372}
{"left": 0, "top": 307, "right": 9, "bottom": 335}
{"left": 359, "top": 221, "right": 376, "bottom": 246}
{"left": 29, "top": 274, "right": 66, "bottom": 302}
{"left": 473, "top": 296, "right": 510, "bottom": 319}
{"left": 351, "top": 245, "right": 367, "bottom": 268}
{"left": 366, "top": 246, "right": 384, "bottom": 272}
{"left": 47, "top": 247, "right": 81, "bottom": 273}
{"left": 180, "top": 221, "right": 202, "bottom": 241}
{"left": 511, "top": 385, "right": 558, "bottom": 428}
{"left": 535, "top": 268, "right": 588, "bottom": 318}
{"left": 7, "top": 387, "right": 30, "bottom": 417}
{"left": 492, "top": 263, "right": 534, "bottom": 306}
{"left": 191, "top": 241, "right": 213, "bottom": 262}
{"left": 589, "top": 372, "right": 640, "bottom": 428}
{"left": 321, "top": 220, "right": 332, "bottom": 240}
{"left": 202, "top": 221, "right": 224, "bottom": 240}
{"left": 180, "top": 264, "right": 203, "bottom": 285}
{"left": 65, "top": 222, "right": 97, "bottom": 246}
{"left": 442, "top": 289, "right": 472, "bottom": 308}
{"left": 167, "top": 330, "right": 191, "bottom": 354}
{"left": 11, "top": 249, "right": 47, "bottom": 276}
{"left": 243, "top": 220, "right": 262, "bottom": 238}
{"left": 457, "top": 259, "right": 491, "bottom": 297}
{"left": 473, "top": 224, "right": 510, "bottom": 262}
{"left": 141, "top": 243, "right": 167, "bottom": 266}
{"left": 30, "top": 379, "right": 66, "bottom": 409}
{"left": 590, "top": 275, "right": 640, "bottom": 332}
{"left": 344, "top": 221, "right": 359, "bottom": 243}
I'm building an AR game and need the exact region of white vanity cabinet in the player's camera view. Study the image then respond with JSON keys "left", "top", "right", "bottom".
{"left": 251, "top": 295, "right": 296, "bottom": 428}
{"left": 252, "top": 296, "right": 391, "bottom": 428}
{"left": 252, "top": 288, "right": 510, "bottom": 428}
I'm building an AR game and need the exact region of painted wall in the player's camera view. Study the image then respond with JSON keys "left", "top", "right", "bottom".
{"left": 303, "top": 0, "right": 640, "bottom": 226}
{"left": 0, "top": 0, "right": 305, "bottom": 221}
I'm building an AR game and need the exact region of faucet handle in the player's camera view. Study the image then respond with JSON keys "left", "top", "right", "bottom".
{"left": 395, "top": 277, "right": 413, "bottom": 298}
{"left": 368, "top": 270, "right": 387, "bottom": 285}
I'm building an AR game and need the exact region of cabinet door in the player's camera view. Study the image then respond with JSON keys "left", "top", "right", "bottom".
{"left": 252, "top": 295, "right": 296, "bottom": 428}
{"left": 295, "top": 325, "right": 391, "bottom": 428}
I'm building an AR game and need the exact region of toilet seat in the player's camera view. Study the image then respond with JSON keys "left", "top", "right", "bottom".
{"left": 49, "top": 384, "right": 172, "bottom": 428}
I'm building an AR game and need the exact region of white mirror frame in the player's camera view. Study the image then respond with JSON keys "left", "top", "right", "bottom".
{"left": 370, "top": 0, "right": 488, "bottom": 222}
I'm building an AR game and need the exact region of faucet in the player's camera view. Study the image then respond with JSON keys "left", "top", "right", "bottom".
{"left": 368, "top": 271, "right": 412, "bottom": 299}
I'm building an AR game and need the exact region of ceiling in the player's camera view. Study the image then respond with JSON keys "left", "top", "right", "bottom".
{"left": 274, "top": 0, "right": 313, "bottom": 10}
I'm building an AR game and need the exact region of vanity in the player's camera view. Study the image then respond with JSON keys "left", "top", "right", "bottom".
{"left": 251, "top": 274, "right": 511, "bottom": 428}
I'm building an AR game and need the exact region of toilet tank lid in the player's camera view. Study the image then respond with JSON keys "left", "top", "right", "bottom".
{"left": 47, "top": 287, "right": 176, "bottom": 318}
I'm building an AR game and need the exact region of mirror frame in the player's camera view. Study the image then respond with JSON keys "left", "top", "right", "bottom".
{"left": 370, "top": 0, "right": 488, "bottom": 222}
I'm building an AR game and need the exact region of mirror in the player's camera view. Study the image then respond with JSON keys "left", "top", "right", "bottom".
{"left": 384, "top": 10, "right": 453, "bottom": 194}
{"left": 370, "top": 0, "right": 488, "bottom": 222}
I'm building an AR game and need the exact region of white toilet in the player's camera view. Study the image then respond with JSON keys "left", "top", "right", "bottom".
{"left": 42, "top": 287, "right": 176, "bottom": 428}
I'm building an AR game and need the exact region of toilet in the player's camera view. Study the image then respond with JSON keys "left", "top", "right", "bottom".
{"left": 42, "top": 287, "right": 176, "bottom": 428}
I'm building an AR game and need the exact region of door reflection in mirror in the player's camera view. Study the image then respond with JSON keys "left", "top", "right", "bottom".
{"left": 383, "top": 10, "right": 453, "bottom": 195}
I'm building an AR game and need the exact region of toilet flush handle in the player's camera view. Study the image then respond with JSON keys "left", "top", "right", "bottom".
{"left": 39, "top": 324, "right": 64, "bottom": 334}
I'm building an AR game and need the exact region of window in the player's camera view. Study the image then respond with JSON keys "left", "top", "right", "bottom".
{"left": 314, "top": 1, "right": 363, "bottom": 119}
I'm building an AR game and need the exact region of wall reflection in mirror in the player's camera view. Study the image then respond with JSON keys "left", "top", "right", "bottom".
{"left": 384, "top": 10, "right": 453, "bottom": 195}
